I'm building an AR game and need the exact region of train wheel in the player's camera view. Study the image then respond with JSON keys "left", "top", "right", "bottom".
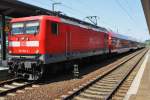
{"left": 29, "top": 65, "right": 45, "bottom": 81}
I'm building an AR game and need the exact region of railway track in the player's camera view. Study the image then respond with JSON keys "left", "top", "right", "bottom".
{"left": 62, "top": 49, "right": 148, "bottom": 100}
{"left": 0, "top": 78, "right": 35, "bottom": 96}
{"left": 112, "top": 55, "right": 144, "bottom": 100}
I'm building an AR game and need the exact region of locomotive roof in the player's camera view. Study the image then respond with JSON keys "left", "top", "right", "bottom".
{"left": 60, "top": 17, "right": 108, "bottom": 33}
{"left": 11, "top": 15, "right": 108, "bottom": 33}
{"left": 54, "top": 15, "right": 108, "bottom": 33}
{"left": 49, "top": 15, "right": 108, "bottom": 33}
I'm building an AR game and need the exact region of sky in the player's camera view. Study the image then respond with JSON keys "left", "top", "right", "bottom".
{"left": 19, "top": 0, "right": 150, "bottom": 42}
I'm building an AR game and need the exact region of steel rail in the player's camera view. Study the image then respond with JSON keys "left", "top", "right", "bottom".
{"left": 0, "top": 78, "right": 21, "bottom": 86}
{"left": 105, "top": 49, "right": 148, "bottom": 99}
{"left": 0, "top": 78, "right": 35, "bottom": 96}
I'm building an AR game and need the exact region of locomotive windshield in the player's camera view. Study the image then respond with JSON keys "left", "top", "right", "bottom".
{"left": 11, "top": 21, "right": 39, "bottom": 35}
{"left": 11, "top": 23, "right": 24, "bottom": 34}
{"left": 25, "top": 21, "right": 39, "bottom": 34}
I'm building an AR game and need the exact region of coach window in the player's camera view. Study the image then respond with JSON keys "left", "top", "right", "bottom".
{"left": 51, "top": 22, "right": 58, "bottom": 35}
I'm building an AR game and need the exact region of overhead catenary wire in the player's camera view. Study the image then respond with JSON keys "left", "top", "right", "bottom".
{"left": 114, "top": 0, "right": 146, "bottom": 37}
{"left": 75, "top": 0, "right": 142, "bottom": 33}
{"left": 72, "top": 0, "right": 113, "bottom": 29}
{"left": 123, "top": 0, "right": 137, "bottom": 20}
{"left": 114, "top": 0, "right": 137, "bottom": 26}
{"left": 124, "top": 0, "right": 135, "bottom": 14}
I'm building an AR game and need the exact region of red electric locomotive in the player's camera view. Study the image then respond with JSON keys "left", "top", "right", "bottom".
{"left": 8, "top": 15, "right": 110, "bottom": 80}
{"left": 8, "top": 15, "right": 143, "bottom": 80}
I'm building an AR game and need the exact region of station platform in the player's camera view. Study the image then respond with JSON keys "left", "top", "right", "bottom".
{"left": 124, "top": 49, "right": 150, "bottom": 100}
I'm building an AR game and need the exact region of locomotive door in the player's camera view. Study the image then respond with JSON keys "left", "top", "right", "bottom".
{"left": 66, "top": 25, "right": 71, "bottom": 57}
{"left": 104, "top": 33, "right": 108, "bottom": 53}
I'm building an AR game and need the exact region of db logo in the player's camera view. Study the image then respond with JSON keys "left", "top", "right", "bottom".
{"left": 21, "top": 42, "right": 26, "bottom": 46}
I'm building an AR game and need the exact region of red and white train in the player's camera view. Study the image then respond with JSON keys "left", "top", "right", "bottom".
{"left": 8, "top": 15, "right": 144, "bottom": 80}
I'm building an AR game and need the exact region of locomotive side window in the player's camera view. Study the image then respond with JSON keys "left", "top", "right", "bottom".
{"left": 51, "top": 22, "right": 58, "bottom": 35}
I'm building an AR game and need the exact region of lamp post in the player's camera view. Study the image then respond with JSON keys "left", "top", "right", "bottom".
{"left": 52, "top": 2, "right": 61, "bottom": 11}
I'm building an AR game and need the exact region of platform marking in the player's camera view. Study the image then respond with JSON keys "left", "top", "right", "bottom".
{"left": 124, "top": 50, "right": 150, "bottom": 100}
{"left": 0, "top": 67, "right": 8, "bottom": 71}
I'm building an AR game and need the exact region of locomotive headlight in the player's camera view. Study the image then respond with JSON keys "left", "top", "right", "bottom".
{"left": 21, "top": 37, "right": 25, "bottom": 40}
{"left": 9, "top": 50, "right": 12, "bottom": 53}
{"left": 35, "top": 50, "right": 39, "bottom": 54}
{"left": 26, "top": 37, "right": 29, "bottom": 41}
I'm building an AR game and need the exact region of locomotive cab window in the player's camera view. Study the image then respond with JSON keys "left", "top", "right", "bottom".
{"left": 51, "top": 22, "right": 58, "bottom": 35}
